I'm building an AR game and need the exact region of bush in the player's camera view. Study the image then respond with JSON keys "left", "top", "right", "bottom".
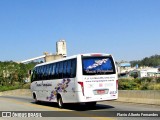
{"left": 140, "top": 77, "right": 152, "bottom": 83}
{"left": 134, "top": 78, "right": 141, "bottom": 84}
{"left": 118, "top": 79, "right": 138, "bottom": 90}
{"left": 147, "top": 83, "right": 160, "bottom": 90}
{"left": 156, "top": 77, "right": 160, "bottom": 83}
{"left": 140, "top": 83, "right": 149, "bottom": 90}
{"left": 118, "top": 77, "right": 160, "bottom": 90}
{"left": 22, "top": 83, "right": 30, "bottom": 89}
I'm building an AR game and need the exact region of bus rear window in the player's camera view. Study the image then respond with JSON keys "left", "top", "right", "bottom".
{"left": 82, "top": 56, "right": 116, "bottom": 75}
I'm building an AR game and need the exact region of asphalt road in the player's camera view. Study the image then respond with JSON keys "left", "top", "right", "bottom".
{"left": 0, "top": 96, "right": 160, "bottom": 120}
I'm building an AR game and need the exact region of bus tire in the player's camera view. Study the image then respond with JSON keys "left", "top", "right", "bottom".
{"left": 57, "top": 95, "right": 64, "bottom": 108}
{"left": 33, "top": 93, "right": 39, "bottom": 103}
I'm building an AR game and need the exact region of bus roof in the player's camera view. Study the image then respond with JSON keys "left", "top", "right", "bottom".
{"left": 35, "top": 53, "right": 112, "bottom": 67}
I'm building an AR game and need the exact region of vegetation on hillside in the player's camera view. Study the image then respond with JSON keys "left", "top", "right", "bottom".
{"left": 130, "top": 54, "right": 160, "bottom": 67}
{"left": 0, "top": 61, "right": 36, "bottom": 91}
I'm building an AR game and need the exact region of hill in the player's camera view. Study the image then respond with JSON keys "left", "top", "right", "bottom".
{"left": 130, "top": 54, "right": 160, "bottom": 67}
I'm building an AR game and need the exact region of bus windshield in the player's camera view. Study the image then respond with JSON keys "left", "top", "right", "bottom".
{"left": 82, "top": 56, "right": 116, "bottom": 75}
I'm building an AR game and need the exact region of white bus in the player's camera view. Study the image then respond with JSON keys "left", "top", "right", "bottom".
{"left": 31, "top": 53, "right": 118, "bottom": 108}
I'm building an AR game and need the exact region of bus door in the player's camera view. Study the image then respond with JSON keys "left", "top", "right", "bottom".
{"left": 61, "top": 59, "right": 77, "bottom": 102}
{"left": 33, "top": 66, "right": 44, "bottom": 101}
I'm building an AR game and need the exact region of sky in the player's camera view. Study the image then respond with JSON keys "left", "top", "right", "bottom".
{"left": 0, "top": 0, "right": 160, "bottom": 62}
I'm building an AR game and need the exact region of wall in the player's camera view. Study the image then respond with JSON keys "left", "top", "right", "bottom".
{"left": 116, "top": 90, "right": 160, "bottom": 105}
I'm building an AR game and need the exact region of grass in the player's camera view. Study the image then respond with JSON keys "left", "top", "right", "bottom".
{"left": 0, "top": 83, "right": 31, "bottom": 92}
{"left": 0, "top": 85, "right": 20, "bottom": 92}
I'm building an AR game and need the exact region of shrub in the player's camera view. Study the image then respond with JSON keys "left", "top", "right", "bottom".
{"left": 156, "top": 77, "right": 160, "bottom": 83}
{"left": 118, "top": 79, "right": 138, "bottom": 90}
{"left": 140, "top": 77, "right": 152, "bottom": 83}
{"left": 118, "top": 78, "right": 160, "bottom": 90}
{"left": 134, "top": 78, "right": 141, "bottom": 84}
{"left": 140, "top": 83, "right": 149, "bottom": 90}
{"left": 147, "top": 83, "right": 160, "bottom": 90}
{"left": 22, "top": 83, "right": 30, "bottom": 89}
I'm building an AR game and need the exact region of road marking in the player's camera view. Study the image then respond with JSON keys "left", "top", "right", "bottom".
{"left": 0, "top": 97, "right": 114, "bottom": 120}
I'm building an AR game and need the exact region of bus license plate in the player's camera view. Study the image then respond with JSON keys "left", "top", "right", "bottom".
{"left": 97, "top": 90, "right": 105, "bottom": 94}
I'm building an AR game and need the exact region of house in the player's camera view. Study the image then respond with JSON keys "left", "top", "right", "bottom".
{"left": 129, "top": 68, "right": 159, "bottom": 78}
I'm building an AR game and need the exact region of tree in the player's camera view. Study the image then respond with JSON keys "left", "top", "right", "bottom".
{"left": 0, "top": 61, "right": 36, "bottom": 87}
{"left": 131, "top": 54, "right": 160, "bottom": 67}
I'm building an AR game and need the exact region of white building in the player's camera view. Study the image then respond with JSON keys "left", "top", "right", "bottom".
{"left": 129, "top": 68, "right": 159, "bottom": 78}
{"left": 56, "top": 40, "right": 67, "bottom": 57}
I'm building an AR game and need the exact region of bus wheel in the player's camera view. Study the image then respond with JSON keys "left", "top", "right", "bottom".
{"left": 85, "top": 102, "right": 97, "bottom": 107}
{"left": 33, "top": 93, "right": 39, "bottom": 103}
{"left": 57, "top": 96, "right": 64, "bottom": 108}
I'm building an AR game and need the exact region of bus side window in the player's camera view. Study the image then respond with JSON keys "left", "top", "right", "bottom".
{"left": 47, "top": 64, "right": 50, "bottom": 80}
{"left": 36, "top": 67, "right": 39, "bottom": 80}
{"left": 45, "top": 65, "right": 48, "bottom": 80}
{"left": 44, "top": 65, "right": 47, "bottom": 80}
{"left": 55, "top": 63, "right": 59, "bottom": 79}
{"left": 59, "top": 62, "right": 63, "bottom": 79}
{"left": 71, "top": 59, "right": 76, "bottom": 78}
{"left": 51, "top": 63, "right": 56, "bottom": 79}
{"left": 41, "top": 65, "right": 44, "bottom": 80}
{"left": 48, "top": 64, "right": 52, "bottom": 80}
{"left": 63, "top": 61, "right": 67, "bottom": 78}
{"left": 41, "top": 66, "right": 44, "bottom": 80}
{"left": 35, "top": 67, "right": 39, "bottom": 81}
{"left": 66, "top": 60, "right": 71, "bottom": 78}
{"left": 36, "top": 67, "right": 40, "bottom": 80}
{"left": 39, "top": 66, "right": 43, "bottom": 80}
{"left": 46, "top": 65, "right": 50, "bottom": 80}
